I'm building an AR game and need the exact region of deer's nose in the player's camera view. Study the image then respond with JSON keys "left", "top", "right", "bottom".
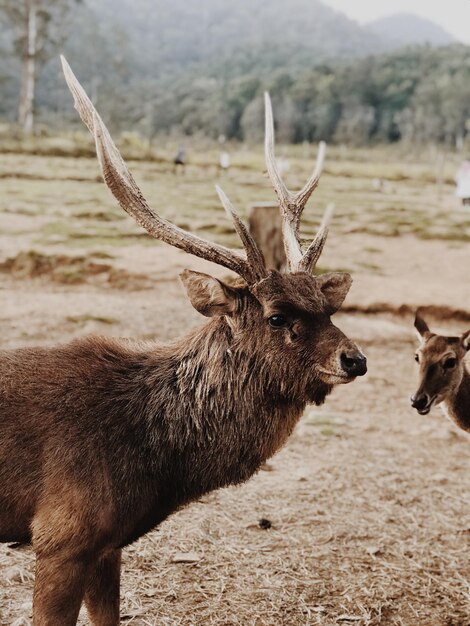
{"left": 411, "top": 393, "right": 431, "bottom": 413}
{"left": 340, "top": 351, "right": 367, "bottom": 377}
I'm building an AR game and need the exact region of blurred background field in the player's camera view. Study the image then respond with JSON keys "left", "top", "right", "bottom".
{"left": 1, "top": 141, "right": 470, "bottom": 249}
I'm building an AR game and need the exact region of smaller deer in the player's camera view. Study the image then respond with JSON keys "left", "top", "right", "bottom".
{"left": 411, "top": 312, "right": 470, "bottom": 431}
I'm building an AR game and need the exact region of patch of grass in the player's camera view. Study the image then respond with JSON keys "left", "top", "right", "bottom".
{"left": 319, "top": 426, "right": 338, "bottom": 437}
{"left": 314, "top": 266, "right": 353, "bottom": 275}
{"left": 0, "top": 250, "right": 109, "bottom": 283}
{"left": 66, "top": 314, "right": 119, "bottom": 325}
{"left": 2, "top": 206, "right": 39, "bottom": 216}
{"left": 303, "top": 414, "right": 342, "bottom": 437}
{"left": 36, "top": 221, "right": 155, "bottom": 247}
{"left": 357, "top": 262, "right": 383, "bottom": 273}
{"left": 89, "top": 250, "right": 116, "bottom": 259}
{"left": 73, "top": 210, "right": 125, "bottom": 222}
{"left": 418, "top": 230, "right": 470, "bottom": 242}
{"left": 53, "top": 266, "right": 88, "bottom": 284}
{"left": 207, "top": 223, "right": 237, "bottom": 235}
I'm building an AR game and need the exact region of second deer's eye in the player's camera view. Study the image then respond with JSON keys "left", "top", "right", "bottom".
{"left": 268, "top": 315, "right": 289, "bottom": 329}
{"left": 415, "top": 354, "right": 419, "bottom": 363}
{"left": 443, "top": 358, "right": 457, "bottom": 370}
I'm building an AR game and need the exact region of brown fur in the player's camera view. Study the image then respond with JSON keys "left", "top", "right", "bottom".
{"left": 412, "top": 312, "right": 470, "bottom": 430}
{"left": 0, "top": 270, "right": 366, "bottom": 624}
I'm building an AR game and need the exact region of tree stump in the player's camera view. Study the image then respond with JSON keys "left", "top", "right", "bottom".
{"left": 247, "top": 203, "right": 286, "bottom": 271}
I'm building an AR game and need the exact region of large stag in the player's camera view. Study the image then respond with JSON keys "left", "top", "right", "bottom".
{"left": 411, "top": 312, "right": 470, "bottom": 429}
{"left": 0, "top": 57, "right": 367, "bottom": 625}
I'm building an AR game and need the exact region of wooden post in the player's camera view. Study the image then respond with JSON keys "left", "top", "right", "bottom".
{"left": 247, "top": 203, "right": 286, "bottom": 271}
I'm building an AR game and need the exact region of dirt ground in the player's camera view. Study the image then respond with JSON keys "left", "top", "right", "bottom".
{"left": 0, "top": 147, "right": 470, "bottom": 625}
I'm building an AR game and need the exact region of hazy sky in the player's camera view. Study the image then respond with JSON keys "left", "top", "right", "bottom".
{"left": 322, "top": 0, "right": 470, "bottom": 43}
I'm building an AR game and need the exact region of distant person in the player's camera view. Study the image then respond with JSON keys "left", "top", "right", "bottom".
{"left": 173, "top": 146, "right": 186, "bottom": 174}
{"left": 455, "top": 159, "right": 470, "bottom": 206}
{"left": 276, "top": 156, "right": 290, "bottom": 177}
{"left": 372, "top": 177, "right": 384, "bottom": 192}
{"left": 219, "top": 151, "right": 230, "bottom": 173}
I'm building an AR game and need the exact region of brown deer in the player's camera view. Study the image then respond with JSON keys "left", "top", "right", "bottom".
{"left": 411, "top": 312, "right": 470, "bottom": 430}
{"left": 0, "top": 57, "right": 367, "bottom": 626}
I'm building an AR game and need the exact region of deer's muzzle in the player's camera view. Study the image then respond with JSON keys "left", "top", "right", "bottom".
{"left": 410, "top": 393, "right": 434, "bottom": 415}
{"left": 340, "top": 350, "right": 367, "bottom": 378}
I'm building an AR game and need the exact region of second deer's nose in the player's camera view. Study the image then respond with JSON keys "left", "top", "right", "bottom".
{"left": 340, "top": 351, "right": 367, "bottom": 377}
{"left": 411, "top": 394, "right": 430, "bottom": 411}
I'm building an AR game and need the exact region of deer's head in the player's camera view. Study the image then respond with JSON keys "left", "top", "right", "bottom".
{"left": 411, "top": 312, "right": 470, "bottom": 415}
{"left": 62, "top": 57, "right": 366, "bottom": 399}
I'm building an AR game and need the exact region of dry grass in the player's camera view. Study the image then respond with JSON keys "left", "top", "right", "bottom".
{"left": 1, "top": 145, "right": 470, "bottom": 625}
{"left": 0, "top": 250, "right": 151, "bottom": 289}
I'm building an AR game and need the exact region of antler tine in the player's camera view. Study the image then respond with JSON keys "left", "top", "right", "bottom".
{"left": 264, "top": 92, "right": 329, "bottom": 273}
{"left": 264, "top": 92, "right": 291, "bottom": 209}
{"left": 61, "top": 56, "right": 258, "bottom": 284}
{"left": 215, "top": 186, "right": 267, "bottom": 281}
{"left": 296, "top": 141, "right": 326, "bottom": 211}
{"left": 265, "top": 92, "right": 303, "bottom": 269}
{"left": 298, "top": 203, "right": 335, "bottom": 273}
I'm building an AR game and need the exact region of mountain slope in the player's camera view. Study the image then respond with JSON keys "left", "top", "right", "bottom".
{"left": 366, "top": 13, "right": 454, "bottom": 48}
{"left": 92, "top": 0, "right": 384, "bottom": 73}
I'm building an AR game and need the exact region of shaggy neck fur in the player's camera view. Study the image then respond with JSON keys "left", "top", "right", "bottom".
{"left": 141, "top": 316, "right": 331, "bottom": 492}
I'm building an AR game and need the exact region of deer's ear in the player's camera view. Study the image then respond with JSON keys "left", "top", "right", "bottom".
{"left": 414, "top": 312, "right": 431, "bottom": 340}
{"left": 316, "top": 272, "right": 352, "bottom": 314}
{"left": 462, "top": 330, "right": 470, "bottom": 351}
{"left": 180, "top": 270, "right": 239, "bottom": 317}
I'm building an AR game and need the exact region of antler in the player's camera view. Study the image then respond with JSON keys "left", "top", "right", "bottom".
{"left": 61, "top": 56, "right": 267, "bottom": 285}
{"left": 264, "top": 92, "right": 332, "bottom": 273}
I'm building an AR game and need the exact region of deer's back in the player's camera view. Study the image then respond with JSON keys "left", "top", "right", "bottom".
{"left": 0, "top": 336, "right": 163, "bottom": 544}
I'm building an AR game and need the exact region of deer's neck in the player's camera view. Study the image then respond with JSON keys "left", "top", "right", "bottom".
{"left": 443, "top": 366, "right": 470, "bottom": 432}
{"left": 141, "top": 318, "right": 328, "bottom": 497}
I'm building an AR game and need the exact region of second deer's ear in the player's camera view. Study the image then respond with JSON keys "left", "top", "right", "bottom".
{"left": 414, "top": 312, "right": 431, "bottom": 340}
{"left": 180, "top": 270, "right": 239, "bottom": 317}
{"left": 316, "top": 272, "right": 352, "bottom": 314}
{"left": 462, "top": 330, "right": 470, "bottom": 351}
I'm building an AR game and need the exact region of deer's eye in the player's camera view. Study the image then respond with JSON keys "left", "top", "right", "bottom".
{"left": 443, "top": 358, "right": 457, "bottom": 370}
{"left": 268, "top": 315, "right": 289, "bottom": 329}
{"left": 414, "top": 354, "right": 419, "bottom": 363}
